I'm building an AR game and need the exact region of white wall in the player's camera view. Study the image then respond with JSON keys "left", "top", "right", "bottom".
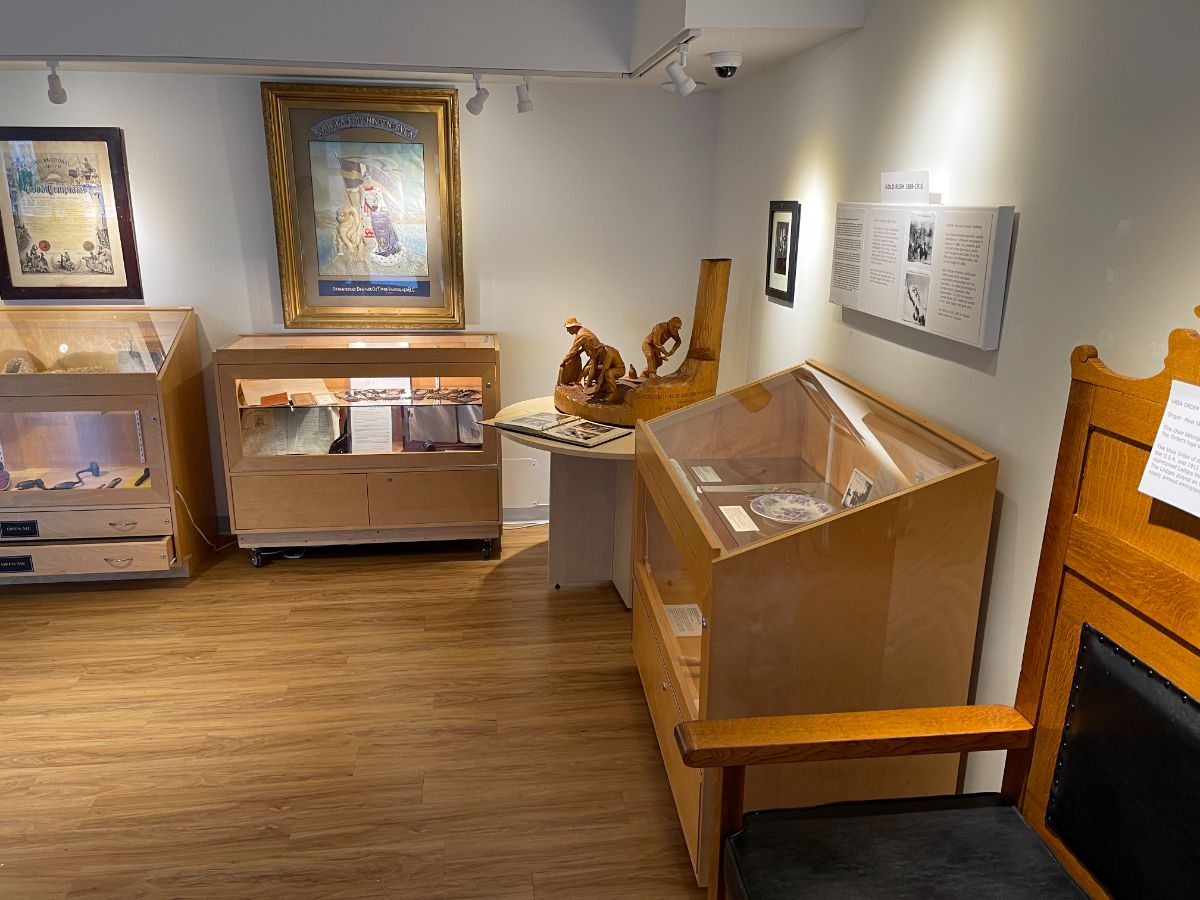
{"left": 684, "top": 0, "right": 868, "bottom": 30}
{"left": 0, "top": 69, "right": 717, "bottom": 518}
{"left": 710, "top": 0, "right": 1200, "bottom": 789}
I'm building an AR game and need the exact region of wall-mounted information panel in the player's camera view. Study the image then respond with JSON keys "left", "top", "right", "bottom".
{"left": 829, "top": 202, "right": 1015, "bottom": 350}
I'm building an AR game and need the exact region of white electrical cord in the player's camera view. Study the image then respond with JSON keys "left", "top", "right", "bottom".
{"left": 175, "top": 488, "right": 238, "bottom": 552}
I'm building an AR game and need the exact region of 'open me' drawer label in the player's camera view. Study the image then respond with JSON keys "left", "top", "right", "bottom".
{"left": 0, "top": 555, "right": 34, "bottom": 573}
{"left": 1, "top": 520, "right": 39, "bottom": 539}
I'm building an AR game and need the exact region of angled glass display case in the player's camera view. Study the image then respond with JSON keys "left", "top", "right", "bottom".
{"left": 632, "top": 360, "right": 998, "bottom": 887}
{"left": 0, "top": 306, "right": 188, "bottom": 376}
{"left": 213, "top": 333, "right": 501, "bottom": 564}
{"left": 0, "top": 307, "right": 214, "bottom": 582}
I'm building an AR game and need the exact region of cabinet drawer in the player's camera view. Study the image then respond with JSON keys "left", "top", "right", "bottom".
{"left": 0, "top": 507, "right": 173, "bottom": 541}
{"left": 633, "top": 582, "right": 701, "bottom": 865}
{"left": 367, "top": 469, "right": 498, "bottom": 526}
{"left": 232, "top": 474, "right": 368, "bottom": 531}
{"left": 0, "top": 536, "right": 174, "bottom": 577}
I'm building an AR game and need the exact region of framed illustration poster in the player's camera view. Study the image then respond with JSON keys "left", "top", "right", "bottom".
{"left": 764, "top": 200, "right": 800, "bottom": 305}
{"left": 0, "top": 127, "right": 142, "bottom": 302}
{"left": 261, "top": 83, "right": 464, "bottom": 329}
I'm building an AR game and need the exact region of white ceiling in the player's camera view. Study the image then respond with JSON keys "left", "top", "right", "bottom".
{"left": 641, "top": 26, "right": 855, "bottom": 92}
{"left": 0, "top": 0, "right": 863, "bottom": 88}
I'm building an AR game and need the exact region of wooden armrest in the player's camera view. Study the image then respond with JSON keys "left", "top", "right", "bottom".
{"left": 674, "top": 705, "right": 1033, "bottom": 768}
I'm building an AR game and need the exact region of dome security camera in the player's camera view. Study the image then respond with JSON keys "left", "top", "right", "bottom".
{"left": 708, "top": 51, "right": 743, "bottom": 79}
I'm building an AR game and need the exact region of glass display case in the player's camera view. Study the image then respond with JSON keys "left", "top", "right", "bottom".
{"left": 0, "top": 308, "right": 214, "bottom": 582}
{"left": 214, "top": 334, "right": 501, "bottom": 564}
{"left": 0, "top": 307, "right": 188, "bottom": 375}
{"left": 632, "top": 360, "right": 998, "bottom": 886}
{"left": 648, "top": 362, "right": 980, "bottom": 550}
{"left": 232, "top": 374, "right": 484, "bottom": 458}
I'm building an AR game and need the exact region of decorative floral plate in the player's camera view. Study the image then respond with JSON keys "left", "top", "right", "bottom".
{"left": 749, "top": 492, "right": 835, "bottom": 524}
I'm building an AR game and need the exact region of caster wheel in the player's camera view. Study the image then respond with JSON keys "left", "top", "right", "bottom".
{"left": 250, "top": 550, "right": 265, "bottom": 568}
{"left": 482, "top": 539, "right": 493, "bottom": 560}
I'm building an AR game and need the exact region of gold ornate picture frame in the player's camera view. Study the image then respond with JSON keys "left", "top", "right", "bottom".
{"left": 261, "top": 83, "right": 464, "bottom": 329}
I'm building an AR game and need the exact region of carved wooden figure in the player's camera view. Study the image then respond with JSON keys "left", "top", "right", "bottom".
{"left": 641, "top": 316, "right": 683, "bottom": 378}
{"left": 557, "top": 317, "right": 596, "bottom": 387}
{"left": 581, "top": 334, "right": 625, "bottom": 401}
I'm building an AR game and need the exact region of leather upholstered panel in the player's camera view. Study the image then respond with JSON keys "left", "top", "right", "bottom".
{"left": 1047, "top": 623, "right": 1200, "bottom": 898}
{"left": 725, "top": 793, "right": 1083, "bottom": 899}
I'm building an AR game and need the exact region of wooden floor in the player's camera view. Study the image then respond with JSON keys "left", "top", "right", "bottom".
{"left": 0, "top": 526, "right": 704, "bottom": 899}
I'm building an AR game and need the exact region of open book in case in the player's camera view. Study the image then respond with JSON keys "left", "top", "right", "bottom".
{"left": 632, "top": 359, "right": 998, "bottom": 887}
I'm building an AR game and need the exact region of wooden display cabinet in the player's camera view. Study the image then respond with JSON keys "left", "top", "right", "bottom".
{"left": 213, "top": 333, "right": 501, "bottom": 564}
{"left": 0, "top": 307, "right": 215, "bottom": 583}
{"left": 633, "top": 360, "right": 998, "bottom": 886}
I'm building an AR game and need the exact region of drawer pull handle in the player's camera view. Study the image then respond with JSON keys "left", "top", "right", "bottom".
{"left": 661, "top": 681, "right": 669, "bottom": 691}
{"left": 108, "top": 521, "right": 138, "bottom": 531}
{"left": 104, "top": 557, "right": 135, "bottom": 568}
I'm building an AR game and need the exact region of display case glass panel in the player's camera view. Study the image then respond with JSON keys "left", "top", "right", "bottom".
{"left": 222, "top": 333, "right": 494, "bottom": 352}
{"left": 233, "top": 374, "right": 485, "bottom": 457}
{"left": 0, "top": 308, "right": 188, "bottom": 374}
{"left": 643, "top": 496, "right": 703, "bottom": 714}
{"left": 646, "top": 363, "right": 978, "bottom": 551}
{"left": 0, "top": 404, "right": 163, "bottom": 501}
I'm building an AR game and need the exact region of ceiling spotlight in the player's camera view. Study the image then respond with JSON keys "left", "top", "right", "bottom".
{"left": 46, "top": 61, "right": 67, "bottom": 105}
{"left": 516, "top": 75, "right": 533, "bottom": 114}
{"left": 465, "top": 73, "right": 489, "bottom": 116}
{"left": 661, "top": 79, "right": 706, "bottom": 94}
{"left": 665, "top": 44, "right": 696, "bottom": 98}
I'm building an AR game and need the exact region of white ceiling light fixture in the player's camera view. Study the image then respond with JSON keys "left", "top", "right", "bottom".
{"left": 465, "top": 73, "right": 489, "bottom": 116}
{"left": 515, "top": 75, "right": 533, "bottom": 113}
{"left": 664, "top": 44, "right": 696, "bottom": 98}
{"left": 46, "top": 61, "right": 67, "bottom": 105}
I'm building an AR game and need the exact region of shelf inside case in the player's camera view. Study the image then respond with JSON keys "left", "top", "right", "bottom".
{"left": 235, "top": 376, "right": 485, "bottom": 458}
{"left": 2, "top": 463, "right": 153, "bottom": 494}
{"left": 235, "top": 376, "right": 483, "bottom": 409}
{"left": 0, "top": 409, "right": 156, "bottom": 499}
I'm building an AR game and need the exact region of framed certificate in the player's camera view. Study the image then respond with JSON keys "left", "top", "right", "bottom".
{"left": 0, "top": 127, "right": 142, "bottom": 302}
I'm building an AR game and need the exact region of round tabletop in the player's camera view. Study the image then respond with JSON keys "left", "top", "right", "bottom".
{"left": 486, "top": 396, "right": 635, "bottom": 460}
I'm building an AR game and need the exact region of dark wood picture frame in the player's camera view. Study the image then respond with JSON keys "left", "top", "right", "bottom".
{"left": 0, "top": 127, "right": 142, "bottom": 302}
{"left": 764, "top": 199, "right": 800, "bottom": 305}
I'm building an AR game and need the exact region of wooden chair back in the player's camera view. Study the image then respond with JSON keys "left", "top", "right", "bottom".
{"left": 1004, "top": 311, "right": 1200, "bottom": 895}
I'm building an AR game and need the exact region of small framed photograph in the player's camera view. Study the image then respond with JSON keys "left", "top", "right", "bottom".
{"left": 764, "top": 200, "right": 800, "bottom": 305}
{"left": 841, "top": 467, "right": 874, "bottom": 509}
{"left": 0, "top": 127, "right": 142, "bottom": 301}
